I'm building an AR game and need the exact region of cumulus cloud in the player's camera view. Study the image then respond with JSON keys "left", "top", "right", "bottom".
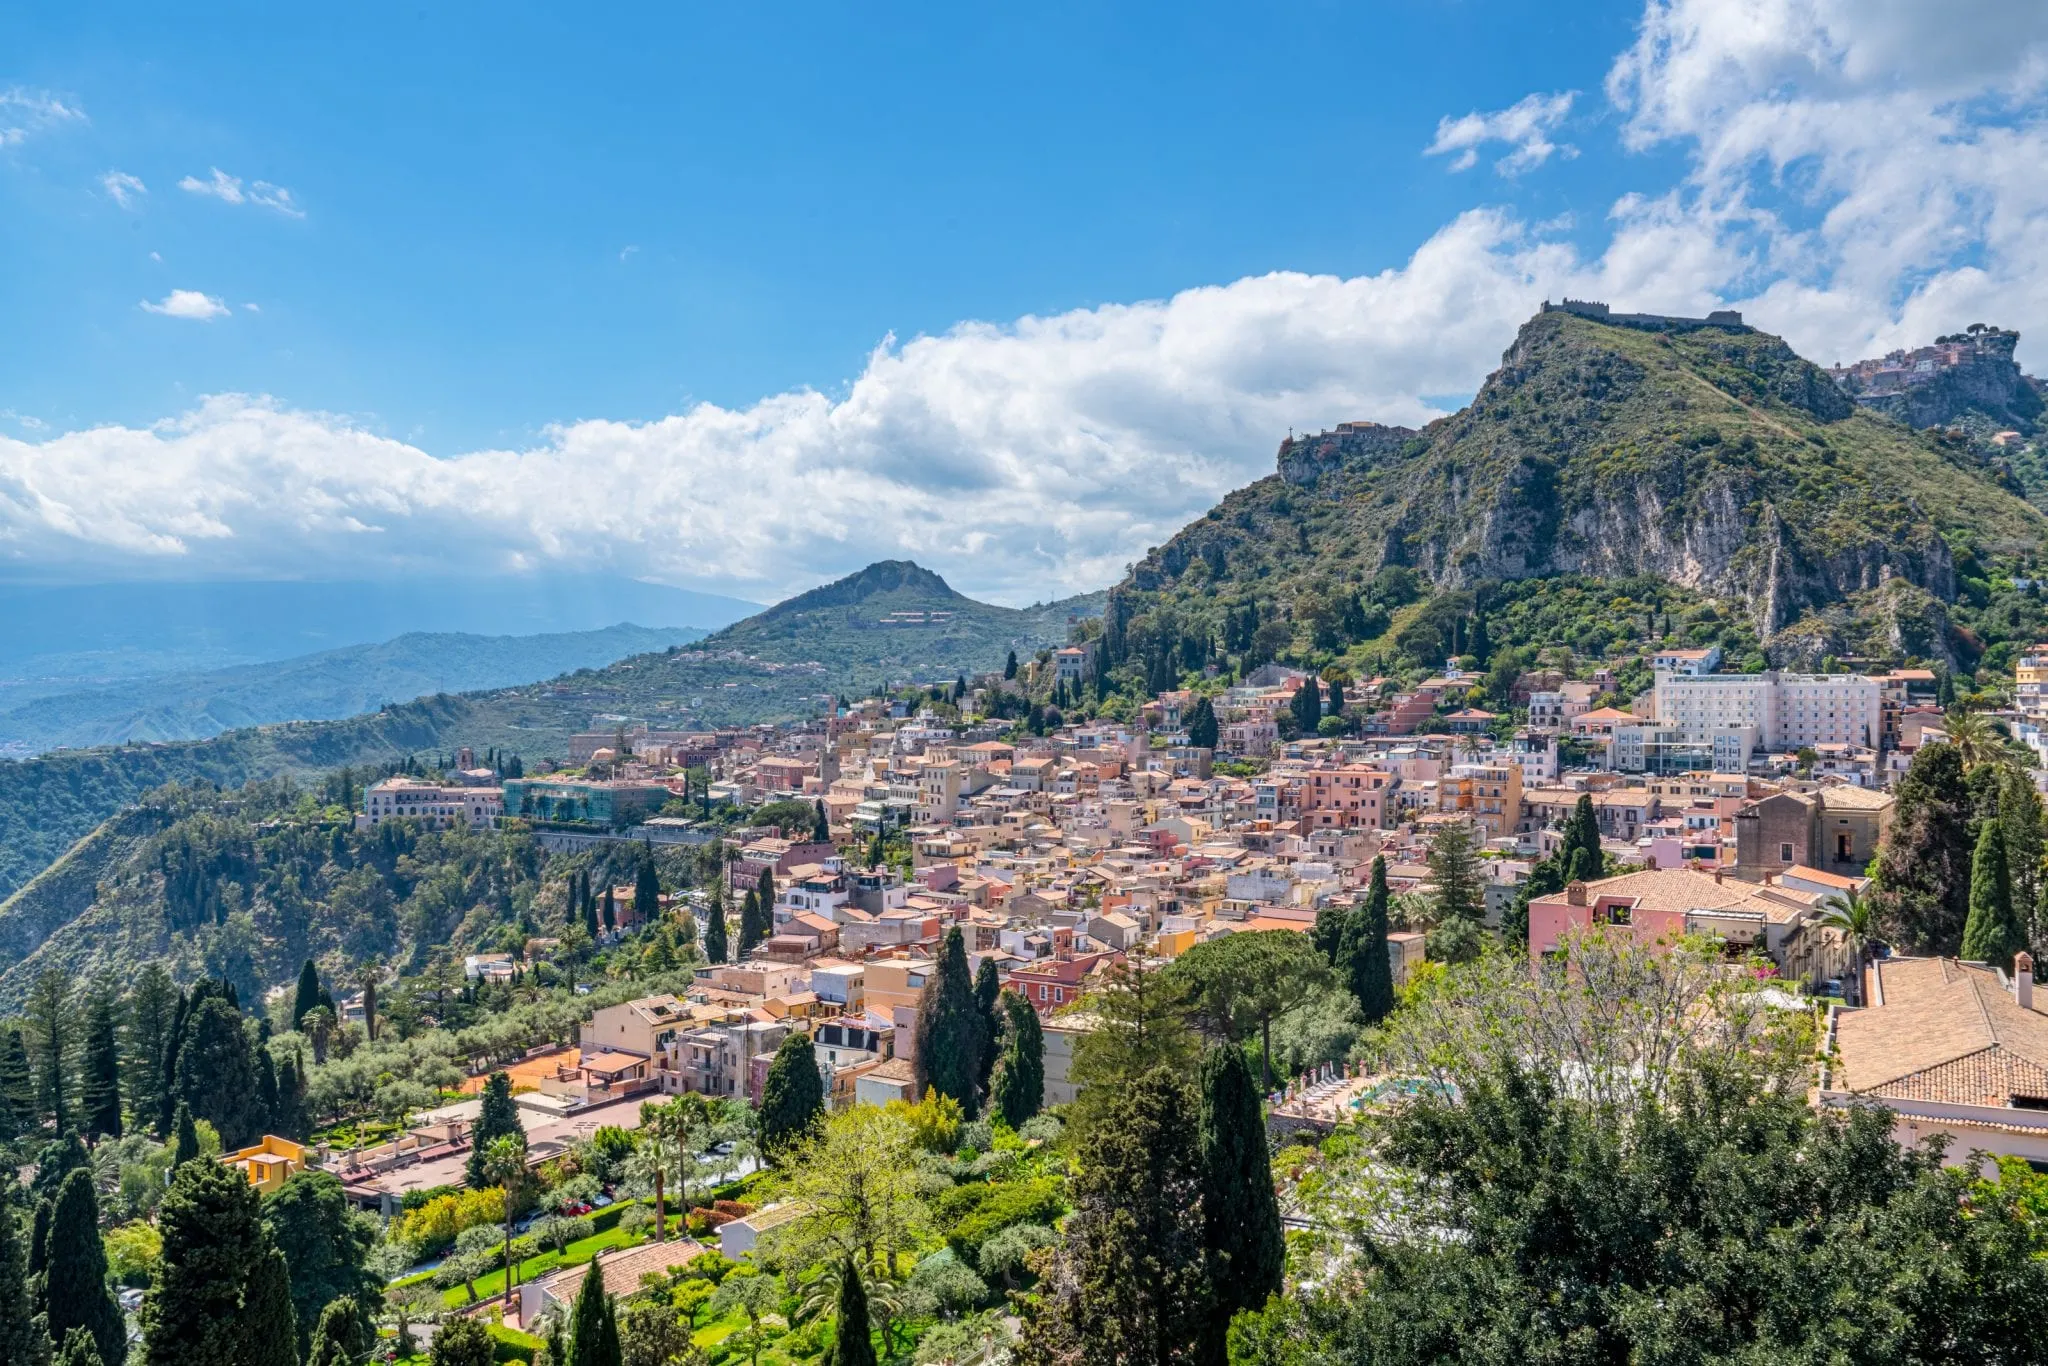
{"left": 178, "top": 167, "right": 305, "bottom": 218}
{"left": 139, "top": 290, "right": 230, "bottom": 321}
{"left": 1427, "top": 91, "right": 1578, "bottom": 174}
{"left": 101, "top": 170, "right": 146, "bottom": 208}
{"left": 9, "top": 0, "right": 2048, "bottom": 604}
{"left": 0, "top": 88, "right": 85, "bottom": 147}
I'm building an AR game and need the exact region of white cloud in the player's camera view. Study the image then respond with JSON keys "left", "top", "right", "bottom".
{"left": 139, "top": 290, "right": 230, "bottom": 321}
{"left": 178, "top": 167, "right": 305, "bottom": 218}
{"left": 102, "top": 170, "right": 147, "bottom": 209}
{"left": 1427, "top": 91, "right": 1578, "bottom": 174}
{"left": 8, "top": 1, "right": 2048, "bottom": 605}
{"left": 0, "top": 88, "right": 85, "bottom": 147}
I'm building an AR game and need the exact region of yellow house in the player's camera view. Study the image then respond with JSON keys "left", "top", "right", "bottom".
{"left": 1153, "top": 928, "right": 1199, "bottom": 958}
{"left": 223, "top": 1135, "right": 308, "bottom": 1193}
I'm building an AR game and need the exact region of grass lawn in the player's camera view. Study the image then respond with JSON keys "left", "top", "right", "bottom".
{"left": 425, "top": 1213, "right": 690, "bottom": 1308}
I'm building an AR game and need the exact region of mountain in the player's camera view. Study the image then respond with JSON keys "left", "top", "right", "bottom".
{"left": 0, "top": 623, "right": 708, "bottom": 758}
{"left": 0, "top": 575, "right": 758, "bottom": 710}
{"left": 0, "top": 561, "right": 1101, "bottom": 903}
{"left": 1103, "top": 303, "right": 2048, "bottom": 679}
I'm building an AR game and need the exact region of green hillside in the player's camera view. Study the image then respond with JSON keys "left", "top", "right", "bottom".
{"left": 0, "top": 622, "right": 708, "bottom": 757}
{"left": 0, "top": 562, "right": 1101, "bottom": 902}
{"left": 1101, "top": 307, "right": 2048, "bottom": 685}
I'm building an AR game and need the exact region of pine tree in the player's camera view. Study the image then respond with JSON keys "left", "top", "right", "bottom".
{"left": 144, "top": 1159, "right": 265, "bottom": 1365}
{"left": 1014, "top": 1067, "right": 1209, "bottom": 1366}
{"left": 79, "top": 994, "right": 122, "bottom": 1141}
{"left": 829, "top": 1255, "right": 877, "bottom": 1366}
{"left": 1198, "top": 1045, "right": 1283, "bottom": 1355}
{"left": 704, "top": 896, "right": 729, "bottom": 965}
{"left": 125, "top": 962, "right": 178, "bottom": 1133}
{"left": 0, "top": 1203, "right": 45, "bottom": 1366}
{"left": 292, "top": 960, "right": 322, "bottom": 1030}
{"left": 466, "top": 1071, "right": 522, "bottom": 1189}
{"left": 758, "top": 1031, "right": 824, "bottom": 1159}
{"left": 1963, "top": 818, "right": 2025, "bottom": 968}
{"left": 239, "top": 1243, "right": 300, "bottom": 1366}
{"left": 1998, "top": 766, "right": 2045, "bottom": 938}
{"left": 1874, "top": 744, "right": 1975, "bottom": 954}
{"left": 26, "top": 969, "right": 73, "bottom": 1133}
{"left": 45, "top": 1170, "right": 124, "bottom": 1366}
{"left": 913, "top": 927, "right": 986, "bottom": 1118}
{"left": 1344, "top": 856, "right": 1396, "bottom": 1024}
{"left": 991, "top": 990, "right": 1045, "bottom": 1129}
{"left": 973, "top": 958, "right": 1002, "bottom": 1093}
{"left": 174, "top": 995, "right": 263, "bottom": 1150}
{"left": 1426, "top": 822, "right": 1486, "bottom": 924}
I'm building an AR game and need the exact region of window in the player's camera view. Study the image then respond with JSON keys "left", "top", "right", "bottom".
{"left": 1779, "top": 843, "right": 1795, "bottom": 862}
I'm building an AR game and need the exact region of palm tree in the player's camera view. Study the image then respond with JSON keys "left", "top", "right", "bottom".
{"left": 796, "top": 1259, "right": 906, "bottom": 1356}
{"left": 632, "top": 1098, "right": 692, "bottom": 1241}
{"left": 1943, "top": 707, "right": 2001, "bottom": 771}
{"left": 482, "top": 1134, "right": 530, "bottom": 1306}
{"left": 1817, "top": 886, "right": 1877, "bottom": 1003}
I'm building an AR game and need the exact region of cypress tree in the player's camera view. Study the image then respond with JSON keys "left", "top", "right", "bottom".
{"left": 144, "top": 1159, "right": 265, "bottom": 1366}
{"left": 704, "top": 896, "right": 729, "bottom": 965}
{"left": 361, "top": 970, "right": 379, "bottom": 1044}
{"left": 1005, "top": 650, "right": 1018, "bottom": 680}
{"left": 738, "top": 891, "right": 765, "bottom": 958}
{"left": 0, "top": 1203, "right": 45, "bottom": 1365}
{"left": 27, "top": 1199, "right": 49, "bottom": 1282}
{"left": 55, "top": 1329, "right": 103, "bottom": 1366}
{"left": 1197, "top": 1045, "right": 1283, "bottom": 1355}
{"left": 255, "top": 1049, "right": 281, "bottom": 1140}
{"left": 992, "top": 990, "right": 1045, "bottom": 1129}
{"left": 568, "top": 1257, "right": 621, "bottom": 1366}
{"left": 240, "top": 1243, "right": 300, "bottom": 1366}
{"left": 305, "top": 1297, "right": 371, "bottom": 1366}
{"left": 1015, "top": 1067, "right": 1209, "bottom": 1365}
{"left": 634, "top": 856, "right": 661, "bottom": 925}
{"left": 973, "top": 957, "right": 1002, "bottom": 1093}
{"left": 1963, "top": 818, "right": 2025, "bottom": 968}
{"left": 79, "top": 995, "right": 123, "bottom": 1141}
{"left": 1561, "top": 794, "right": 1601, "bottom": 871}
{"left": 813, "top": 800, "right": 832, "bottom": 842}
{"left": 758, "top": 1031, "right": 824, "bottom": 1159}
{"left": 581, "top": 880, "right": 600, "bottom": 940}
{"left": 465, "top": 1071, "right": 522, "bottom": 1189}
{"left": 757, "top": 867, "right": 776, "bottom": 915}
{"left": 175, "top": 995, "right": 263, "bottom": 1150}
{"left": 45, "top": 1170, "right": 124, "bottom": 1366}
{"left": 913, "top": 927, "right": 986, "bottom": 1118}
{"left": 292, "top": 961, "right": 322, "bottom": 1030}
{"left": 1345, "top": 855, "right": 1397, "bottom": 1024}
{"left": 1188, "top": 696, "right": 1219, "bottom": 751}
{"left": 602, "top": 885, "right": 617, "bottom": 934}
{"left": 173, "top": 1102, "right": 201, "bottom": 1167}
{"left": 1873, "top": 743, "right": 1975, "bottom": 954}
{"left": 429, "top": 1315, "right": 496, "bottom": 1366}
{"left": 830, "top": 1255, "right": 877, "bottom": 1366}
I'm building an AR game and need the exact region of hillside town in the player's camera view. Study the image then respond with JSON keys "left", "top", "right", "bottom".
{"left": 348, "top": 636, "right": 2048, "bottom": 1186}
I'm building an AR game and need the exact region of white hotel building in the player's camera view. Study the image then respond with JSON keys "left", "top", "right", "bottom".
{"left": 1652, "top": 670, "right": 1882, "bottom": 753}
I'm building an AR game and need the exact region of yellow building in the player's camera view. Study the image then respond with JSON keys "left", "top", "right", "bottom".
{"left": 223, "top": 1135, "right": 308, "bottom": 1193}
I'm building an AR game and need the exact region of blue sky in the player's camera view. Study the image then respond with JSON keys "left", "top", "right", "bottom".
{"left": 3, "top": 2, "right": 1656, "bottom": 446}
{"left": 2, "top": 1, "right": 2046, "bottom": 604}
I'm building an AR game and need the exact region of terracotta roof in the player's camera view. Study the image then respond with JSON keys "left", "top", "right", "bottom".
{"left": 539, "top": 1238, "right": 704, "bottom": 1306}
{"left": 1818, "top": 785, "right": 1895, "bottom": 811}
{"left": 1835, "top": 958, "right": 2048, "bottom": 1106}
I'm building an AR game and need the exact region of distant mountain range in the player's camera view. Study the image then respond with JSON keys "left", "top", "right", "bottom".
{"left": 0, "top": 561, "right": 1102, "bottom": 902}
{"left": 0, "top": 574, "right": 759, "bottom": 710}
{"left": 0, "top": 622, "right": 710, "bottom": 758}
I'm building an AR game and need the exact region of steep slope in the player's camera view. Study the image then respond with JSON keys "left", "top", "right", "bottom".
{"left": 1107, "top": 307, "right": 2048, "bottom": 674}
{"left": 0, "top": 623, "right": 707, "bottom": 757}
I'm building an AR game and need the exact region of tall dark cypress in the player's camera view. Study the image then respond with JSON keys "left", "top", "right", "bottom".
{"left": 173, "top": 1102, "right": 200, "bottom": 1168}
{"left": 465, "top": 1072, "right": 522, "bottom": 1190}
{"left": 972, "top": 957, "right": 1002, "bottom": 1092}
{"left": 79, "top": 994, "right": 123, "bottom": 1141}
{"left": 1197, "top": 1045, "right": 1284, "bottom": 1357}
{"left": 291, "top": 961, "right": 322, "bottom": 1030}
{"left": 568, "top": 1257, "right": 621, "bottom": 1366}
{"left": 240, "top": 1242, "right": 300, "bottom": 1366}
{"left": 758, "top": 1031, "right": 824, "bottom": 1159}
{"left": 830, "top": 1255, "right": 878, "bottom": 1366}
{"left": 0, "top": 1203, "right": 44, "bottom": 1365}
{"left": 1344, "top": 856, "right": 1396, "bottom": 1025}
{"left": 992, "top": 990, "right": 1045, "bottom": 1129}
{"left": 156, "top": 989, "right": 192, "bottom": 1138}
{"left": 912, "top": 927, "right": 986, "bottom": 1118}
{"left": 634, "top": 855, "right": 661, "bottom": 925}
{"left": 704, "top": 896, "right": 729, "bottom": 965}
{"left": 738, "top": 891, "right": 765, "bottom": 958}
{"left": 44, "top": 1170, "right": 125, "bottom": 1366}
